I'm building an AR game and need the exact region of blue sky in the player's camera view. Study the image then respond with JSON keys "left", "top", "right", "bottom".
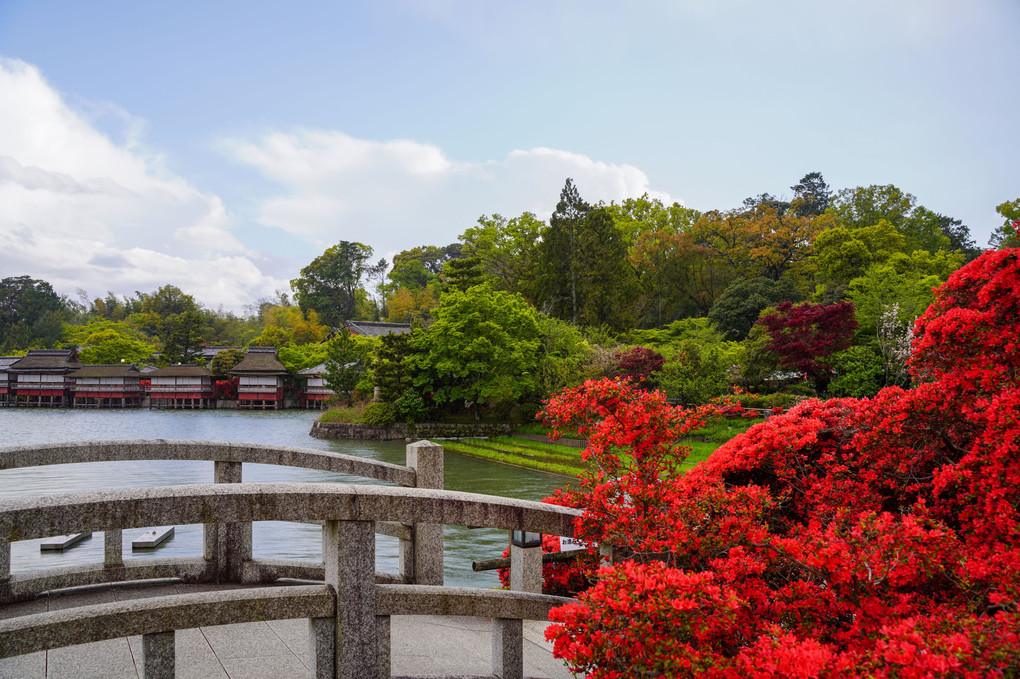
{"left": 1, "top": 1, "right": 1017, "bottom": 312}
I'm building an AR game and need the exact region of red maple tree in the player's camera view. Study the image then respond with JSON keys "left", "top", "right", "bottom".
{"left": 757, "top": 301, "right": 858, "bottom": 393}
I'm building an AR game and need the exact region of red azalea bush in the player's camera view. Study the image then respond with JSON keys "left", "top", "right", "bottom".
{"left": 545, "top": 242, "right": 1020, "bottom": 677}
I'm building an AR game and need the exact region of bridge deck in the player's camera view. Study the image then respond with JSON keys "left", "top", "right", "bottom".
{"left": 0, "top": 582, "right": 573, "bottom": 679}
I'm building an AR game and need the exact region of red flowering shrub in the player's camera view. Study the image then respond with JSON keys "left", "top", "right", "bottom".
{"left": 546, "top": 244, "right": 1020, "bottom": 677}
{"left": 214, "top": 377, "right": 238, "bottom": 400}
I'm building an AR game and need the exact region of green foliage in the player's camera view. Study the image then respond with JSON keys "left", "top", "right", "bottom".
{"left": 708, "top": 277, "right": 801, "bottom": 340}
{"left": 410, "top": 283, "right": 542, "bottom": 414}
{"left": 846, "top": 250, "right": 961, "bottom": 334}
{"left": 291, "top": 241, "right": 384, "bottom": 327}
{"left": 393, "top": 389, "right": 428, "bottom": 423}
{"left": 829, "top": 184, "right": 917, "bottom": 232}
{"left": 536, "top": 316, "right": 593, "bottom": 398}
{"left": 658, "top": 340, "right": 736, "bottom": 405}
{"left": 442, "top": 256, "right": 485, "bottom": 292}
{"left": 358, "top": 402, "right": 398, "bottom": 427}
{"left": 460, "top": 212, "right": 546, "bottom": 301}
{"left": 989, "top": 198, "right": 1020, "bottom": 249}
{"left": 210, "top": 348, "right": 245, "bottom": 379}
{"left": 606, "top": 194, "right": 699, "bottom": 245}
{"left": 740, "top": 322, "right": 783, "bottom": 388}
{"left": 0, "top": 276, "right": 68, "bottom": 352}
{"left": 827, "top": 344, "right": 885, "bottom": 398}
{"left": 539, "top": 181, "right": 641, "bottom": 330}
{"left": 251, "top": 324, "right": 292, "bottom": 348}
{"left": 276, "top": 343, "right": 327, "bottom": 375}
{"left": 624, "top": 317, "right": 726, "bottom": 349}
{"left": 77, "top": 328, "right": 155, "bottom": 365}
{"left": 323, "top": 329, "right": 369, "bottom": 405}
{"left": 813, "top": 220, "right": 905, "bottom": 285}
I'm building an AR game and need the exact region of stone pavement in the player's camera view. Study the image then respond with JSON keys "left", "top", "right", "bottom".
{"left": 0, "top": 582, "right": 576, "bottom": 679}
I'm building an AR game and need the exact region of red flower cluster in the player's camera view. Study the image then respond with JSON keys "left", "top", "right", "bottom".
{"left": 545, "top": 245, "right": 1020, "bottom": 677}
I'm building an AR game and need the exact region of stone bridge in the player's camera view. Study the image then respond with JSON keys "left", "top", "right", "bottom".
{"left": 0, "top": 440, "right": 582, "bottom": 679}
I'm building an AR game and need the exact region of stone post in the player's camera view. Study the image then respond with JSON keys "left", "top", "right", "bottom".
{"left": 324, "top": 519, "right": 377, "bottom": 679}
{"left": 142, "top": 630, "right": 175, "bottom": 679}
{"left": 308, "top": 616, "right": 336, "bottom": 679}
{"left": 375, "top": 615, "right": 392, "bottom": 679}
{"left": 104, "top": 529, "right": 123, "bottom": 568}
{"left": 203, "top": 461, "right": 252, "bottom": 582}
{"left": 0, "top": 539, "right": 9, "bottom": 584}
{"left": 400, "top": 440, "right": 444, "bottom": 585}
{"left": 492, "top": 617, "right": 524, "bottom": 679}
{"left": 509, "top": 541, "right": 543, "bottom": 594}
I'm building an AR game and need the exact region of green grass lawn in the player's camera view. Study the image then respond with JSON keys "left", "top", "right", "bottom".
{"left": 442, "top": 418, "right": 755, "bottom": 478}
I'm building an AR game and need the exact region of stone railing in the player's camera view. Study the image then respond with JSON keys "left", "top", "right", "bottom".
{"left": 0, "top": 439, "right": 446, "bottom": 597}
{"left": 0, "top": 440, "right": 581, "bottom": 678}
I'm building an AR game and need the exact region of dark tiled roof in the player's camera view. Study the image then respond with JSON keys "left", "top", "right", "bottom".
{"left": 71, "top": 365, "right": 142, "bottom": 378}
{"left": 201, "top": 346, "right": 242, "bottom": 359}
{"left": 0, "top": 356, "right": 21, "bottom": 370}
{"left": 8, "top": 350, "right": 83, "bottom": 373}
{"left": 297, "top": 362, "right": 326, "bottom": 376}
{"left": 343, "top": 321, "right": 412, "bottom": 337}
{"left": 230, "top": 347, "right": 288, "bottom": 375}
{"left": 148, "top": 365, "right": 213, "bottom": 377}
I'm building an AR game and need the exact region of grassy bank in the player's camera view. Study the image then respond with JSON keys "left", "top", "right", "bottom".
{"left": 442, "top": 415, "right": 764, "bottom": 478}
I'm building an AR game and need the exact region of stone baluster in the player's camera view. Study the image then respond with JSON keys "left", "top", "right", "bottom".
{"left": 104, "top": 529, "right": 123, "bottom": 569}
{"left": 142, "top": 630, "right": 175, "bottom": 679}
{"left": 0, "top": 539, "right": 9, "bottom": 586}
{"left": 509, "top": 540, "right": 542, "bottom": 594}
{"left": 203, "top": 460, "right": 251, "bottom": 582}
{"left": 492, "top": 617, "right": 524, "bottom": 679}
{"left": 313, "top": 519, "right": 377, "bottom": 679}
{"left": 399, "top": 441, "right": 444, "bottom": 585}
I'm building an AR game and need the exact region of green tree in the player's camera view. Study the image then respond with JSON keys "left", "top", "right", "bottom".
{"left": 790, "top": 171, "right": 832, "bottom": 217}
{"left": 573, "top": 207, "right": 641, "bottom": 330}
{"left": 989, "top": 198, "right": 1020, "bottom": 249}
{"left": 845, "top": 250, "right": 962, "bottom": 334}
{"left": 829, "top": 184, "right": 917, "bottom": 232}
{"left": 813, "top": 220, "right": 906, "bottom": 287}
{"left": 323, "top": 329, "right": 369, "bottom": 405}
{"left": 658, "top": 340, "right": 735, "bottom": 405}
{"left": 460, "top": 212, "right": 546, "bottom": 300}
{"left": 442, "top": 256, "right": 485, "bottom": 292}
{"left": 291, "top": 241, "right": 385, "bottom": 327}
{"left": 0, "top": 276, "right": 67, "bottom": 351}
{"left": 540, "top": 178, "right": 590, "bottom": 324}
{"left": 409, "top": 284, "right": 542, "bottom": 416}
{"left": 707, "top": 277, "right": 801, "bottom": 340}
{"left": 210, "top": 348, "right": 245, "bottom": 379}
{"left": 827, "top": 345, "right": 884, "bottom": 398}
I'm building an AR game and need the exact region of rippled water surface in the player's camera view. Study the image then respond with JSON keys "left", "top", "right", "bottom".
{"left": 0, "top": 409, "right": 566, "bottom": 587}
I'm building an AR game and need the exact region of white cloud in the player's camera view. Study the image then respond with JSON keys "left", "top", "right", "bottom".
{"left": 0, "top": 58, "right": 285, "bottom": 311}
{"left": 223, "top": 130, "right": 681, "bottom": 257}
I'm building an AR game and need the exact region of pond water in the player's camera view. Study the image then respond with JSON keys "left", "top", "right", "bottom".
{"left": 0, "top": 408, "right": 568, "bottom": 587}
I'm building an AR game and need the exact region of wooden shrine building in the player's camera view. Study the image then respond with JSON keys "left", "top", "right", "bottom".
{"left": 298, "top": 362, "right": 333, "bottom": 409}
{"left": 231, "top": 347, "right": 288, "bottom": 410}
{"left": 70, "top": 364, "right": 143, "bottom": 408}
{"left": 148, "top": 365, "right": 215, "bottom": 409}
{"left": 7, "top": 350, "right": 83, "bottom": 407}
{"left": 0, "top": 357, "right": 20, "bottom": 407}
